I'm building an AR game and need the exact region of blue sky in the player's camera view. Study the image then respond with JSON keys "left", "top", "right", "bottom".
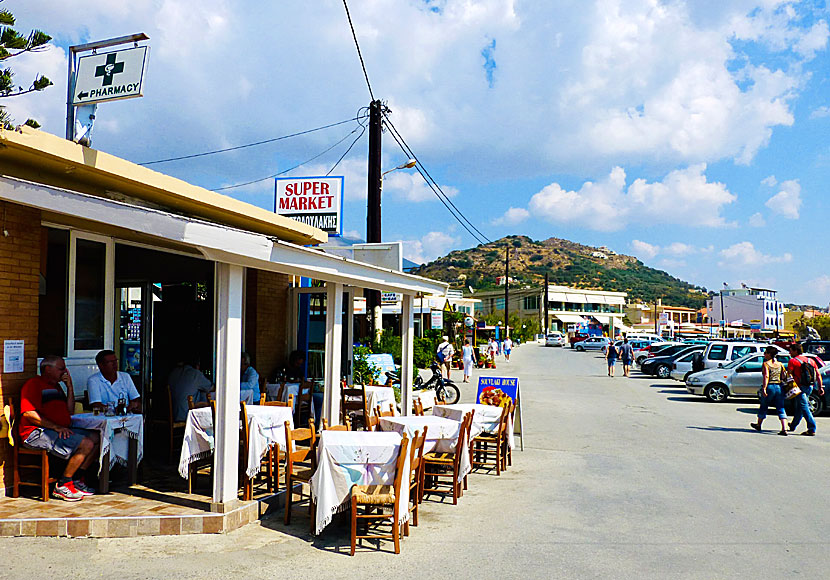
{"left": 6, "top": 0, "right": 830, "bottom": 305}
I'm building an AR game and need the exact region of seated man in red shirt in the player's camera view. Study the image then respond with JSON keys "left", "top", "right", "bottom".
{"left": 19, "top": 355, "right": 100, "bottom": 501}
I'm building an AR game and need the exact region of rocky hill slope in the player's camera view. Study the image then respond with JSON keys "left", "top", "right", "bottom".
{"left": 411, "top": 235, "right": 708, "bottom": 309}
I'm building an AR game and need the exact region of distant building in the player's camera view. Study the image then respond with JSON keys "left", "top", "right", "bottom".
{"left": 706, "top": 286, "right": 784, "bottom": 333}
{"left": 591, "top": 251, "right": 608, "bottom": 260}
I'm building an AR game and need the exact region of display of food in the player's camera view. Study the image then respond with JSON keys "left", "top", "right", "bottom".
{"left": 478, "top": 386, "right": 512, "bottom": 407}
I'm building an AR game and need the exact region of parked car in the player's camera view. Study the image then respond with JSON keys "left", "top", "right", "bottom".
{"left": 640, "top": 345, "right": 705, "bottom": 378}
{"left": 698, "top": 341, "right": 783, "bottom": 371}
{"left": 685, "top": 352, "right": 824, "bottom": 403}
{"left": 801, "top": 340, "right": 830, "bottom": 361}
{"left": 636, "top": 342, "right": 684, "bottom": 366}
{"left": 575, "top": 336, "right": 611, "bottom": 352}
{"left": 669, "top": 349, "right": 704, "bottom": 382}
{"left": 602, "top": 338, "right": 655, "bottom": 355}
{"left": 545, "top": 332, "right": 567, "bottom": 347}
{"left": 569, "top": 333, "right": 592, "bottom": 348}
{"left": 535, "top": 333, "right": 546, "bottom": 345}
{"left": 625, "top": 333, "right": 666, "bottom": 343}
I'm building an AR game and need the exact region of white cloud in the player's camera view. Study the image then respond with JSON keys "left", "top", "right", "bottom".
{"left": 527, "top": 164, "right": 735, "bottom": 231}
{"left": 811, "top": 106, "right": 830, "bottom": 119}
{"left": 400, "top": 231, "right": 460, "bottom": 265}
{"left": 761, "top": 175, "right": 777, "bottom": 187}
{"left": 663, "top": 242, "right": 697, "bottom": 257}
{"left": 718, "top": 242, "right": 792, "bottom": 267}
{"left": 342, "top": 229, "right": 362, "bottom": 240}
{"left": 765, "top": 179, "right": 801, "bottom": 219}
{"left": 748, "top": 212, "right": 766, "bottom": 227}
{"left": 491, "top": 207, "right": 530, "bottom": 226}
{"left": 383, "top": 171, "right": 458, "bottom": 202}
{"left": 631, "top": 240, "right": 659, "bottom": 260}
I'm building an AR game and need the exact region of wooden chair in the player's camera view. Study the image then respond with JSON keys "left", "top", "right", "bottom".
{"left": 433, "top": 396, "right": 446, "bottom": 406}
{"left": 422, "top": 411, "right": 473, "bottom": 505}
{"left": 341, "top": 384, "right": 367, "bottom": 430}
{"left": 150, "top": 385, "right": 186, "bottom": 463}
{"left": 284, "top": 419, "right": 317, "bottom": 526}
{"left": 376, "top": 403, "right": 396, "bottom": 418}
{"left": 350, "top": 434, "right": 410, "bottom": 556}
{"left": 321, "top": 418, "right": 351, "bottom": 431}
{"left": 187, "top": 395, "right": 211, "bottom": 410}
{"left": 10, "top": 397, "right": 57, "bottom": 501}
{"left": 187, "top": 400, "right": 216, "bottom": 494}
{"left": 365, "top": 413, "right": 380, "bottom": 432}
{"left": 403, "top": 427, "right": 428, "bottom": 536}
{"left": 263, "top": 395, "right": 293, "bottom": 409}
{"left": 413, "top": 398, "right": 424, "bottom": 416}
{"left": 275, "top": 382, "right": 286, "bottom": 404}
{"left": 258, "top": 392, "right": 267, "bottom": 405}
{"left": 472, "top": 404, "right": 510, "bottom": 476}
{"left": 295, "top": 381, "right": 314, "bottom": 426}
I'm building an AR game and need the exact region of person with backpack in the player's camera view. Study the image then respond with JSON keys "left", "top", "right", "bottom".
{"left": 605, "top": 341, "right": 618, "bottom": 377}
{"left": 436, "top": 336, "right": 455, "bottom": 380}
{"left": 619, "top": 338, "right": 635, "bottom": 377}
{"left": 787, "top": 343, "right": 824, "bottom": 436}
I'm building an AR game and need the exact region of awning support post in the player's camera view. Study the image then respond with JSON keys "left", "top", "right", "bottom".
{"left": 401, "top": 293, "right": 415, "bottom": 416}
{"left": 323, "top": 282, "right": 343, "bottom": 425}
{"left": 212, "top": 262, "right": 243, "bottom": 507}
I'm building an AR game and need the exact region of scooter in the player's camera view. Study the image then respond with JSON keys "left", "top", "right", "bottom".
{"left": 385, "top": 361, "right": 461, "bottom": 405}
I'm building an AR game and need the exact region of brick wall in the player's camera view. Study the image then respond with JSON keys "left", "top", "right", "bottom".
{"left": 244, "top": 269, "right": 290, "bottom": 383}
{"left": 0, "top": 203, "right": 41, "bottom": 496}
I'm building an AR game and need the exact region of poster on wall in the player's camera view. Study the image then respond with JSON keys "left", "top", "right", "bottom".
{"left": 430, "top": 310, "right": 443, "bottom": 329}
{"left": 3, "top": 340, "right": 24, "bottom": 373}
{"left": 274, "top": 176, "right": 343, "bottom": 235}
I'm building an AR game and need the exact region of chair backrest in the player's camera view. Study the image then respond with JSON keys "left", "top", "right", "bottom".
{"left": 187, "top": 395, "right": 211, "bottom": 410}
{"left": 410, "top": 426, "right": 427, "bottom": 480}
{"left": 284, "top": 420, "right": 316, "bottom": 465}
{"left": 258, "top": 392, "right": 266, "bottom": 405}
{"left": 392, "top": 434, "right": 410, "bottom": 497}
{"left": 321, "top": 417, "right": 351, "bottom": 431}
{"left": 341, "top": 386, "right": 366, "bottom": 411}
{"left": 8, "top": 397, "right": 21, "bottom": 446}
{"left": 263, "top": 393, "right": 293, "bottom": 409}
{"left": 454, "top": 411, "right": 474, "bottom": 468}
{"left": 209, "top": 399, "right": 217, "bottom": 425}
{"left": 240, "top": 401, "right": 250, "bottom": 459}
{"left": 375, "top": 403, "right": 395, "bottom": 418}
{"left": 433, "top": 396, "right": 446, "bottom": 406}
{"left": 365, "top": 413, "right": 379, "bottom": 432}
{"left": 275, "top": 383, "right": 286, "bottom": 403}
{"left": 413, "top": 398, "right": 424, "bottom": 416}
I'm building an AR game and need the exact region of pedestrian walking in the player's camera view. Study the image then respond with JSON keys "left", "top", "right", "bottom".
{"left": 503, "top": 336, "right": 513, "bottom": 362}
{"left": 619, "top": 338, "right": 634, "bottom": 377}
{"left": 787, "top": 343, "right": 823, "bottom": 436}
{"left": 436, "top": 336, "right": 455, "bottom": 380}
{"left": 750, "top": 346, "right": 789, "bottom": 435}
{"left": 606, "top": 341, "right": 618, "bottom": 377}
{"left": 488, "top": 337, "right": 498, "bottom": 362}
{"left": 462, "top": 339, "right": 474, "bottom": 383}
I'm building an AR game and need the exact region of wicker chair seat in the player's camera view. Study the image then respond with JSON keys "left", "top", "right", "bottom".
{"left": 351, "top": 484, "right": 396, "bottom": 505}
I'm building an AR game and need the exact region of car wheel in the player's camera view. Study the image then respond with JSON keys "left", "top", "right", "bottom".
{"left": 576, "top": 345, "right": 584, "bottom": 352}
{"left": 808, "top": 393, "right": 824, "bottom": 415}
{"left": 705, "top": 384, "right": 729, "bottom": 403}
{"left": 656, "top": 364, "right": 671, "bottom": 379}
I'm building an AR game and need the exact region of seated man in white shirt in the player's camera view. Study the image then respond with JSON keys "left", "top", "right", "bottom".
{"left": 240, "top": 351, "right": 259, "bottom": 404}
{"left": 87, "top": 350, "right": 142, "bottom": 413}
{"left": 168, "top": 357, "right": 213, "bottom": 422}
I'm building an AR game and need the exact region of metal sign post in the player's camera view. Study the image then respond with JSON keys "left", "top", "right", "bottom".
{"left": 66, "top": 33, "right": 149, "bottom": 145}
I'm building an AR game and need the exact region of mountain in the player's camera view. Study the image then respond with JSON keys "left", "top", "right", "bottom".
{"left": 411, "top": 235, "right": 708, "bottom": 309}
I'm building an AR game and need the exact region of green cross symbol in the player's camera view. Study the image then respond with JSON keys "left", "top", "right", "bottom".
{"left": 95, "top": 53, "right": 125, "bottom": 87}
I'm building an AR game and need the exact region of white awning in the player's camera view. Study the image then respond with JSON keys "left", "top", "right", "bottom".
{"left": 556, "top": 314, "right": 586, "bottom": 324}
{"left": 605, "top": 295, "right": 626, "bottom": 305}
{"left": 565, "top": 293, "right": 588, "bottom": 303}
{"left": 547, "top": 291, "right": 568, "bottom": 301}
{"left": 590, "top": 314, "right": 611, "bottom": 324}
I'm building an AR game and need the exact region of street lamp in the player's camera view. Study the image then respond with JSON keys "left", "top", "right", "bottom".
{"left": 381, "top": 159, "right": 417, "bottom": 182}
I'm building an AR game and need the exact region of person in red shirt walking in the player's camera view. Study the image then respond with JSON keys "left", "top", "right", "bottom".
{"left": 19, "top": 355, "right": 100, "bottom": 500}
{"left": 787, "top": 344, "right": 824, "bottom": 436}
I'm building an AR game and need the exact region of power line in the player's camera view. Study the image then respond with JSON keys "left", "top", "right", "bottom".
{"left": 210, "top": 126, "right": 362, "bottom": 192}
{"left": 327, "top": 124, "right": 366, "bottom": 176}
{"left": 382, "top": 114, "right": 492, "bottom": 245}
{"left": 139, "top": 116, "right": 366, "bottom": 166}
{"left": 341, "top": 0, "right": 375, "bottom": 101}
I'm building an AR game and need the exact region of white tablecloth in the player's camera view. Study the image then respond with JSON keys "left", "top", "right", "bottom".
{"left": 177, "top": 405, "right": 294, "bottom": 479}
{"left": 433, "top": 403, "right": 514, "bottom": 450}
{"left": 265, "top": 382, "right": 299, "bottom": 406}
{"left": 363, "top": 385, "right": 397, "bottom": 416}
{"left": 379, "top": 415, "right": 470, "bottom": 481}
{"left": 71, "top": 413, "right": 143, "bottom": 475}
{"left": 311, "top": 430, "right": 410, "bottom": 535}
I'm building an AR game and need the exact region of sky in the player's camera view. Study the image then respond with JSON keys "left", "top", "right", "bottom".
{"left": 5, "top": 0, "right": 830, "bottom": 305}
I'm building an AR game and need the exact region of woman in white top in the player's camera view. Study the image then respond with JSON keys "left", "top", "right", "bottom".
{"left": 462, "top": 339, "right": 475, "bottom": 383}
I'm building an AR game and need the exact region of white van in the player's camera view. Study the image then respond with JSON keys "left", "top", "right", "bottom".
{"left": 698, "top": 341, "right": 783, "bottom": 370}
{"left": 625, "top": 333, "right": 666, "bottom": 343}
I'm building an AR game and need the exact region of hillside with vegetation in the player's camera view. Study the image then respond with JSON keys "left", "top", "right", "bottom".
{"left": 411, "top": 235, "right": 709, "bottom": 309}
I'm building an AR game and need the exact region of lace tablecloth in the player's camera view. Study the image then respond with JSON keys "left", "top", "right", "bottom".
{"left": 71, "top": 413, "right": 143, "bottom": 475}
{"left": 178, "top": 405, "right": 294, "bottom": 479}
{"left": 311, "top": 430, "right": 410, "bottom": 535}
{"left": 379, "top": 415, "right": 470, "bottom": 481}
{"left": 363, "top": 385, "right": 398, "bottom": 415}
{"left": 433, "top": 403, "right": 514, "bottom": 449}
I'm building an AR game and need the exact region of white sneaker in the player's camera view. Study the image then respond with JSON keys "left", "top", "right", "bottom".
{"left": 53, "top": 481, "right": 84, "bottom": 501}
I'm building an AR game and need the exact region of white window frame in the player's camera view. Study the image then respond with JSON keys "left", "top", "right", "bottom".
{"left": 67, "top": 230, "right": 115, "bottom": 359}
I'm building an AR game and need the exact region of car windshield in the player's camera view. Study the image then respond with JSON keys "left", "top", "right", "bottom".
{"left": 723, "top": 354, "right": 762, "bottom": 369}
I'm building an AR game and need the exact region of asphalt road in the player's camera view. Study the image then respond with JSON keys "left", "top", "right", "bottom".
{"left": 3, "top": 344, "right": 828, "bottom": 579}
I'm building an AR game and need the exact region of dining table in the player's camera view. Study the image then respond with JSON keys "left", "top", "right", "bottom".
{"left": 310, "top": 430, "right": 410, "bottom": 535}
{"left": 362, "top": 385, "right": 398, "bottom": 416}
{"left": 379, "top": 415, "right": 470, "bottom": 480}
{"left": 178, "top": 404, "right": 294, "bottom": 480}
{"left": 70, "top": 412, "right": 143, "bottom": 494}
{"left": 432, "top": 403, "right": 514, "bottom": 449}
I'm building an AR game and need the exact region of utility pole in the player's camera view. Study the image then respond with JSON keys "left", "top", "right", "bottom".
{"left": 544, "top": 272, "right": 549, "bottom": 335}
{"left": 504, "top": 246, "right": 510, "bottom": 338}
{"left": 366, "top": 99, "right": 383, "bottom": 340}
{"left": 719, "top": 289, "right": 726, "bottom": 339}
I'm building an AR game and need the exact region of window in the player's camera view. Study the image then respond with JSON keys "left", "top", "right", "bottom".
{"left": 73, "top": 239, "right": 107, "bottom": 351}
{"left": 731, "top": 346, "right": 755, "bottom": 360}
{"left": 708, "top": 345, "right": 727, "bottom": 360}
{"left": 38, "top": 228, "right": 69, "bottom": 356}
{"left": 523, "top": 296, "right": 539, "bottom": 310}
{"left": 495, "top": 298, "right": 505, "bottom": 310}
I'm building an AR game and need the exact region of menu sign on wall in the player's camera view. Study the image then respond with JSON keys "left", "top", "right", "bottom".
{"left": 275, "top": 176, "right": 343, "bottom": 235}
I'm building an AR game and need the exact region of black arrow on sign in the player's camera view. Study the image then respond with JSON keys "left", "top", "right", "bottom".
{"left": 77, "top": 91, "right": 89, "bottom": 100}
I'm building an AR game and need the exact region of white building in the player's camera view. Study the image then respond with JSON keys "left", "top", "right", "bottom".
{"left": 706, "top": 286, "right": 784, "bottom": 332}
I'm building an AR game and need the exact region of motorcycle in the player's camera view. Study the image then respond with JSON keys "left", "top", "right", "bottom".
{"left": 385, "top": 361, "right": 461, "bottom": 405}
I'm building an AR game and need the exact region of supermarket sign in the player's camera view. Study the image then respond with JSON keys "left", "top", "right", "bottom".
{"left": 275, "top": 176, "right": 343, "bottom": 235}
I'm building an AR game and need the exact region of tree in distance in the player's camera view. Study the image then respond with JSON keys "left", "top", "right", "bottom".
{"left": 0, "top": 1, "right": 52, "bottom": 129}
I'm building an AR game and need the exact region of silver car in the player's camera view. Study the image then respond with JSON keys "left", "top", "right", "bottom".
{"left": 575, "top": 337, "right": 611, "bottom": 352}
